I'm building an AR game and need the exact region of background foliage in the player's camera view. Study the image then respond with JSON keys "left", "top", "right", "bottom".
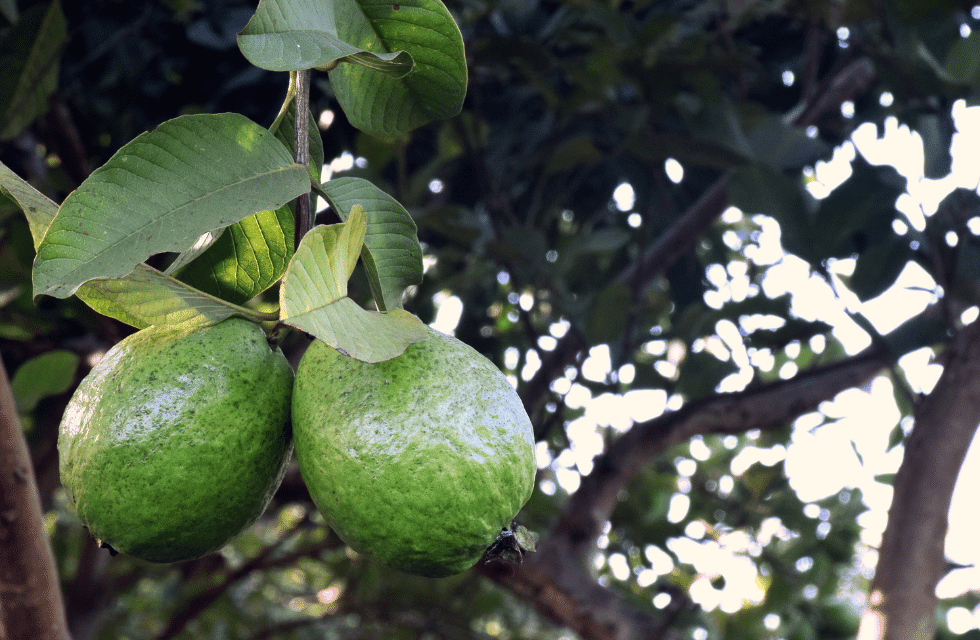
{"left": 3, "top": 0, "right": 980, "bottom": 638}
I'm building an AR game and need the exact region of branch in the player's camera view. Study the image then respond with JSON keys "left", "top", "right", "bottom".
{"left": 0, "top": 358, "right": 71, "bottom": 640}
{"left": 867, "top": 319, "right": 980, "bottom": 639}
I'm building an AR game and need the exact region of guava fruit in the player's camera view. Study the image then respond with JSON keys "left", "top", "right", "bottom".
{"left": 58, "top": 317, "right": 293, "bottom": 563}
{"left": 291, "top": 326, "right": 536, "bottom": 578}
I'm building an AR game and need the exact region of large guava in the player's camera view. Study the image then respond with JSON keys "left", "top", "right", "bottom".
{"left": 58, "top": 317, "right": 293, "bottom": 563}
{"left": 291, "top": 326, "right": 536, "bottom": 578}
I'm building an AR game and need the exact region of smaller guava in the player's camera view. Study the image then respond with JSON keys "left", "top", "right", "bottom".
{"left": 58, "top": 317, "right": 294, "bottom": 563}
{"left": 291, "top": 326, "right": 536, "bottom": 578}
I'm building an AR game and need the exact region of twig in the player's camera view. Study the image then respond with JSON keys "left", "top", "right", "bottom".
{"left": 293, "top": 69, "right": 313, "bottom": 251}
{"left": 0, "top": 358, "right": 71, "bottom": 640}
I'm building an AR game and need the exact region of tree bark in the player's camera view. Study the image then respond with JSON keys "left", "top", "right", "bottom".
{"left": 0, "top": 359, "right": 71, "bottom": 640}
{"left": 866, "top": 319, "right": 980, "bottom": 640}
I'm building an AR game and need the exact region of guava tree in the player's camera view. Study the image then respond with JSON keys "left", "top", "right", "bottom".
{"left": 3, "top": 1, "right": 980, "bottom": 639}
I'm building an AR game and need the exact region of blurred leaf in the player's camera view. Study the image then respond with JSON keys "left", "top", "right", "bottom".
{"left": 0, "top": 0, "right": 17, "bottom": 23}
{"left": 883, "top": 314, "right": 948, "bottom": 356}
{"left": 0, "top": 0, "right": 66, "bottom": 140}
{"left": 944, "top": 31, "right": 980, "bottom": 85}
{"left": 237, "top": 0, "right": 413, "bottom": 75}
{"left": 319, "top": 176, "right": 423, "bottom": 311}
{"left": 280, "top": 206, "right": 428, "bottom": 361}
{"left": 544, "top": 135, "right": 603, "bottom": 175}
{"left": 847, "top": 240, "right": 911, "bottom": 302}
{"left": 746, "top": 115, "right": 831, "bottom": 172}
{"left": 586, "top": 282, "right": 630, "bottom": 344}
{"left": 728, "top": 162, "right": 814, "bottom": 260}
{"left": 10, "top": 349, "right": 78, "bottom": 413}
{"left": 810, "top": 156, "right": 905, "bottom": 260}
{"left": 33, "top": 113, "right": 310, "bottom": 299}
{"left": 327, "top": 0, "right": 467, "bottom": 135}
{"left": 625, "top": 130, "right": 749, "bottom": 169}
{"left": 887, "top": 423, "right": 906, "bottom": 451}
{"left": 919, "top": 113, "right": 953, "bottom": 179}
{"left": 0, "top": 159, "right": 58, "bottom": 248}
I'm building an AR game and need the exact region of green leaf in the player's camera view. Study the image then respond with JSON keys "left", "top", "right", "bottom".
{"left": 319, "top": 176, "right": 422, "bottom": 310}
{"left": 11, "top": 349, "right": 79, "bottom": 413}
{"left": 280, "top": 206, "right": 428, "bottom": 362}
{"left": 846, "top": 239, "right": 910, "bottom": 302}
{"left": 0, "top": 0, "right": 17, "bottom": 23}
{"left": 0, "top": 159, "right": 59, "bottom": 248}
{"left": 32, "top": 113, "right": 310, "bottom": 299}
{"left": 0, "top": 0, "right": 66, "bottom": 140}
{"left": 76, "top": 263, "right": 271, "bottom": 330}
{"left": 171, "top": 205, "right": 294, "bottom": 305}
{"left": 237, "top": 0, "right": 413, "bottom": 75}
{"left": 327, "top": 0, "right": 467, "bottom": 135}
{"left": 167, "top": 102, "right": 323, "bottom": 305}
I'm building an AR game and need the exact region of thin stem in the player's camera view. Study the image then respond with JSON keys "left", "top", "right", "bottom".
{"left": 293, "top": 69, "right": 313, "bottom": 252}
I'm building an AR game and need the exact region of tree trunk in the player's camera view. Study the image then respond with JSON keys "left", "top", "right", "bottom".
{"left": 0, "top": 358, "right": 71, "bottom": 640}
{"left": 866, "top": 319, "right": 980, "bottom": 640}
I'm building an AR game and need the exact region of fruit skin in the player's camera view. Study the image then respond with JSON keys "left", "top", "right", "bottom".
{"left": 58, "top": 317, "right": 293, "bottom": 563}
{"left": 292, "top": 326, "right": 535, "bottom": 578}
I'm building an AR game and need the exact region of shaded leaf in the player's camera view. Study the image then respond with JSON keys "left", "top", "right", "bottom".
{"left": 0, "top": 159, "right": 59, "bottom": 248}
{"left": 0, "top": 0, "right": 66, "bottom": 140}
{"left": 327, "top": 0, "right": 467, "bottom": 135}
{"left": 11, "top": 349, "right": 79, "bottom": 413}
{"left": 238, "top": 0, "right": 413, "bottom": 75}
{"left": 168, "top": 102, "right": 322, "bottom": 304}
{"left": 319, "top": 176, "right": 422, "bottom": 310}
{"left": 76, "top": 264, "right": 271, "bottom": 330}
{"left": 847, "top": 240, "right": 910, "bottom": 302}
{"left": 280, "top": 206, "right": 427, "bottom": 362}
{"left": 33, "top": 113, "right": 310, "bottom": 299}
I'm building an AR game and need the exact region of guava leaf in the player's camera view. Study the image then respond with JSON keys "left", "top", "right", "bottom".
{"left": 319, "top": 176, "right": 422, "bottom": 311}
{"left": 11, "top": 349, "right": 79, "bottom": 413}
{"left": 168, "top": 103, "right": 323, "bottom": 304}
{"left": 326, "top": 0, "right": 467, "bottom": 136}
{"left": 280, "top": 206, "right": 428, "bottom": 362}
{"left": 0, "top": 159, "right": 59, "bottom": 247}
{"left": 237, "top": 0, "right": 413, "bottom": 75}
{"left": 0, "top": 161, "right": 253, "bottom": 329}
{"left": 32, "top": 112, "right": 310, "bottom": 299}
{"left": 77, "top": 263, "right": 268, "bottom": 330}
{"left": 0, "top": 0, "right": 67, "bottom": 140}
{"left": 170, "top": 206, "right": 294, "bottom": 305}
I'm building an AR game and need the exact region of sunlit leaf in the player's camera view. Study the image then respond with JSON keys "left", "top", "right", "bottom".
{"left": 237, "top": 0, "right": 413, "bottom": 75}
{"left": 32, "top": 113, "right": 310, "bottom": 299}
{"left": 327, "top": 0, "right": 467, "bottom": 135}
{"left": 280, "top": 206, "right": 427, "bottom": 362}
{"left": 319, "top": 176, "right": 422, "bottom": 310}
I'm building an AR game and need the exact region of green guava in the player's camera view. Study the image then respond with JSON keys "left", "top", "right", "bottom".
{"left": 291, "top": 326, "right": 536, "bottom": 578}
{"left": 58, "top": 317, "right": 293, "bottom": 563}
